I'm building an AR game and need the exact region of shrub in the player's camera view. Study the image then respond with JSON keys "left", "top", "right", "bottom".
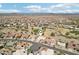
{"left": 51, "top": 32, "right": 55, "bottom": 36}
{"left": 65, "top": 32, "right": 69, "bottom": 36}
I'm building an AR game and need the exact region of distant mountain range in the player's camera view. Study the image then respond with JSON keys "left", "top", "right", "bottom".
{"left": 0, "top": 13, "right": 79, "bottom": 16}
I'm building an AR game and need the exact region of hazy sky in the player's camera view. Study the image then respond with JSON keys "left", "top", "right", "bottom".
{"left": 0, "top": 3, "right": 79, "bottom": 13}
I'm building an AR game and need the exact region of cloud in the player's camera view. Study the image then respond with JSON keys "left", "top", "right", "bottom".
{"left": 23, "top": 4, "right": 79, "bottom": 13}
{"left": 50, "top": 4, "right": 71, "bottom": 11}
{"left": 64, "top": 9, "right": 79, "bottom": 13}
{"left": 23, "top": 4, "right": 68, "bottom": 13}
{"left": 24, "top": 5, "right": 42, "bottom": 12}
{"left": 50, "top": 4, "right": 79, "bottom": 9}
{"left": 0, "top": 9, "right": 20, "bottom": 13}
{"left": 64, "top": 4, "right": 79, "bottom": 7}
{"left": 49, "top": 4, "right": 79, "bottom": 13}
{"left": 50, "top": 4, "right": 64, "bottom": 8}
{"left": 24, "top": 5, "right": 50, "bottom": 13}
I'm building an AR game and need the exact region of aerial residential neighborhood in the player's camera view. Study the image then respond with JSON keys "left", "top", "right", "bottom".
{"left": 0, "top": 3, "right": 79, "bottom": 55}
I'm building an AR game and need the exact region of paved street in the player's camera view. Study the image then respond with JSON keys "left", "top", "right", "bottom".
{"left": 0, "top": 38, "right": 79, "bottom": 55}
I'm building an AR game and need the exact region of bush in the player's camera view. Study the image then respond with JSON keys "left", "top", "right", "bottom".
{"left": 33, "top": 29, "right": 39, "bottom": 35}
{"left": 0, "top": 32, "right": 4, "bottom": 38}
{"left": 65, "top": 32, "right": 69, "bottom": 36}
{"left": 51, "top": 32, "right": 55, "bottom": 36}
{"left": 27, "top": 48, "right": 32, "bottom": 54}
{"left": 70, "top": 31, "right": 79, "bottom": 35}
